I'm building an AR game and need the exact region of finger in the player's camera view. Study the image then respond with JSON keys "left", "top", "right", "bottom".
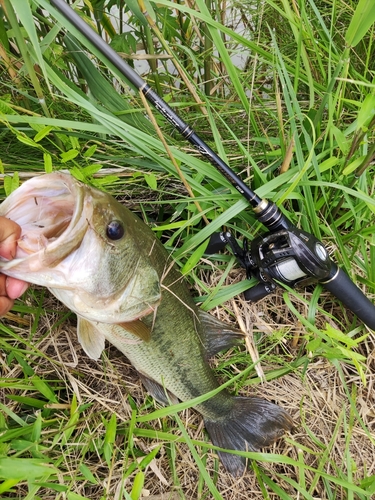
{"left": 6, "top": 277, "right": 28, "bottom": 300}
{"left": 0, "top": 295, "right": 13, "bottom": 316}
{"left": 0, "top": 274, "right": 13, "bottom": 316}
{"left": 0, "top": 219, "right": 22, "bottom": 260}
{"left": 0, "top": 273, "right": 7, "bottom": 296}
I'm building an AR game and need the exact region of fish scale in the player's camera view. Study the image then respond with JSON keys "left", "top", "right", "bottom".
{"left": 0, "top": 172, "right": 293, "bottom": 475}
{"left": 104, "top": 246, "right": 223, "bottom": 400}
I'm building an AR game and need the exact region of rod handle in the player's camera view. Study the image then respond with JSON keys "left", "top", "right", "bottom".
{"left": 321, "top": 263, "right": 375, "bottom": 330}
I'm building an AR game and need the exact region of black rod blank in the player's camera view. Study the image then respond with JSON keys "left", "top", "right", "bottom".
{"left": 49, "top": 0, "right": 262, "bottom": 207}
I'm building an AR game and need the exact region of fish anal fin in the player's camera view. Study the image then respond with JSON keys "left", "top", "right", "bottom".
{"left": 204, "top": 397, "right": 293, "bottom": 476}
{"left": 77, "top": 317, "right": 106, "bottom": 360}
{"left": 197, "top": 309, "right": 245, "bottom": 358}
{"left": 118, "top": 319, "right": 151, "bottom": 342}
{"left": 139, "top": 373, "right": 179, "bottom": 406}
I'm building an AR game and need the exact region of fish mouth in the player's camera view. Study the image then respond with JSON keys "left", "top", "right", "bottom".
{"left": 0, "top": 172, "right": 161, "bottom": 323}
{"left": 0, "top": 172, "right": 89, "bottom": 272}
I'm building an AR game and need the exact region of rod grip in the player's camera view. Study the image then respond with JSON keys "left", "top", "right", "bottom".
{"left": 321, "top": 263, "right": 375, "bottom": 330}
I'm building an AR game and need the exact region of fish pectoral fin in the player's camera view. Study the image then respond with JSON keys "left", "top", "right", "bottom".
{"left": 139, "top": 372, "right": 179, "bottom": 406}
{"left": 117, "top": 319, "right": 151, "bottom": 342}
{"left": 197, "top": 310, "right": 245, "bottom": 358}
{"left": 77, "top": 317, "right": 106, "bottom": 360}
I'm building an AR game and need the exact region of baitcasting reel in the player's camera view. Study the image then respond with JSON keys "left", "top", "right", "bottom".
{"left": 206, "top": 199, "right": 375, "bottom": 330}
{"left": 207, "top": 225, "right": 331, "bottom": 302}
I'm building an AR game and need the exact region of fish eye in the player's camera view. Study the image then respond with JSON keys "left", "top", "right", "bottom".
{"left": 106, "top": 220, "right": 125, "bottom": 241}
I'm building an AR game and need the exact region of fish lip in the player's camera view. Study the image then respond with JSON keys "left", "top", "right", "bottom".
{"left": 40, "top": 174, "right": 88, "bottom": 265}
{"left": 0, "top": 172, "right": 89, "bottom": 270}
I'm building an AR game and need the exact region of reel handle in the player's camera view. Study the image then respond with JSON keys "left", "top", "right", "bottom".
{"left": 244, "top": 282, "right": 276, "bottom": 302}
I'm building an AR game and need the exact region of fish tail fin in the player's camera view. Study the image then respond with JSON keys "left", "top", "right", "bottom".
{"left": 204, "top": 396, "right": 293, "bottom": 476}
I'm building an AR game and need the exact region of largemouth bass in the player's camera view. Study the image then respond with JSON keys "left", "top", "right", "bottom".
{"left": 0, "top": 172, "right": 293, "bottom": 475}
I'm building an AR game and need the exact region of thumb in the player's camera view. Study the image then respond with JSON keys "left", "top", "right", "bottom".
{"left": 0, "top": 219, "right": 21, "bottom": 260}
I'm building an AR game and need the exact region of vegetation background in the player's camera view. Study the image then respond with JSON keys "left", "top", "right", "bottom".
{"left": 0, "top": 0, "right": 374, "bottom": 498}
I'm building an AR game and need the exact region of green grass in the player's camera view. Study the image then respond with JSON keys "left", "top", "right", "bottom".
{"left": 0, "top": 0, "right": 375, "bottom": 498}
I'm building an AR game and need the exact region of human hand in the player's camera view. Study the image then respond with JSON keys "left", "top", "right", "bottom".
{"left": 0, "top": 217, "right": 28, "bottom": 316}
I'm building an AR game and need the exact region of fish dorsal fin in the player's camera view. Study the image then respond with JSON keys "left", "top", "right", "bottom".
{"left": 118, "top": 319, "right": 151, "bottom": 342}
{"left": 197, "top": 309, "right": 245, "bottom": 358}
{"left": 77, "top": 317, "right": 106, "bottom": 360}
{"left": 139, "top": 372, "right": 179, "bottom": 406}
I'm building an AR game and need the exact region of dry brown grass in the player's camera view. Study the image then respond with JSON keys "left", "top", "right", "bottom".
{"left": 2, "top": 278, "right": 374, "bottom": 499}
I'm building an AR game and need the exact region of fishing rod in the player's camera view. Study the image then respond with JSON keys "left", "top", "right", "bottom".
{"left": 49, "top": 0, "right": 375, "bottom": 330}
